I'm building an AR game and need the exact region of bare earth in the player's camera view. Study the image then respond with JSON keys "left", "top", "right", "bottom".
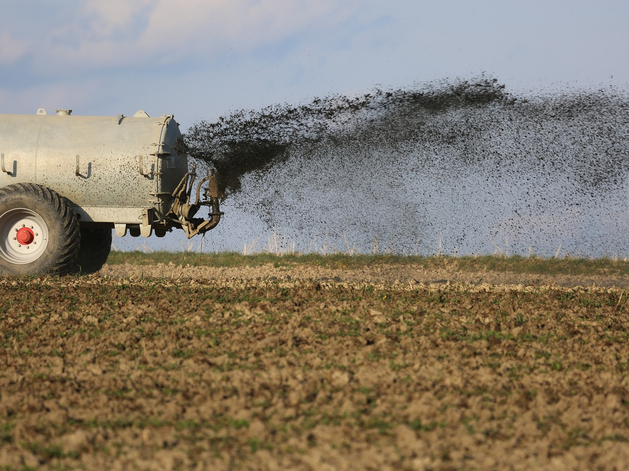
{"left": 2, "top": 262, "right": 629, "bottom": 470}
{"left": 101, "top": 262, "right": 629, "bottom": 288}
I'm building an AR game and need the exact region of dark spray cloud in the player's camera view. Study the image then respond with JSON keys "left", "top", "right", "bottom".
{"left": 183, "top": 77, "right": 629, "bottom": 257}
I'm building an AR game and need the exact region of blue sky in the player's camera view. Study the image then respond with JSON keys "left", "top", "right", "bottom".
{"left": 2, "top": 1, "right": 629, "bottom": 253}
{"left": 1, "top": 1, "right": 628, "bottom": 129}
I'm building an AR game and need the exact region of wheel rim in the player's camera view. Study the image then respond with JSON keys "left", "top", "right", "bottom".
{"left": 0, "top": 208, "right": 49, "bottom": 264}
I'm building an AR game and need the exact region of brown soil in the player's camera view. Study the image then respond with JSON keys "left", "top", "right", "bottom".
{"left": 101, "top": 261, "right": 629, "bottom": 288}
{"left": 1, "top": 262, "right": 629, "bottom": 470}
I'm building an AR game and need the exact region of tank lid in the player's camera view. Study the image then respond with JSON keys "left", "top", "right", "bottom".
{"left": 55, "top": 109, "right": 72, "bottom": 116}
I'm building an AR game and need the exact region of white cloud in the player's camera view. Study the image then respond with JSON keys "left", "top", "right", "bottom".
{"left": 3, "top": 0, "right": 628, "bottom": 118}
{"left": 21, "top": 0, "right": 359, "bottom": 70}
{"left": 82, "top": 0, "right": 154, "bottom": 37}
{"left": 139, "top": 0, "right": 357, "bottom": 62}
{"left": 0, "top": 31, "right": 30, "bottom": 65}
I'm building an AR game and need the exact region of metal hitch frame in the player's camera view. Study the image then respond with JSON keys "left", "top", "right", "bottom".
{"left": 168, "top": 164, "right": 222, "bottom": 238}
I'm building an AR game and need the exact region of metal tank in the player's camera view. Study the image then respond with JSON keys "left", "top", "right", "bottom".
{"left": 0, "top": 109, "right": 221, "bottom": 275}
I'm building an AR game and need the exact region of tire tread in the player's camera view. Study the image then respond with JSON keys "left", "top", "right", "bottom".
{"left": 0, "top": 183, "right": 80, "bottom": 275}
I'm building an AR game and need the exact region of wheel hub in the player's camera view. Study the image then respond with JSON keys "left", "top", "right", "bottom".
{"left": 16, "top": 227, "right": 35, "bottom": 245}
{"left": 0, "top": 208, "right": 49, "bottom": 264}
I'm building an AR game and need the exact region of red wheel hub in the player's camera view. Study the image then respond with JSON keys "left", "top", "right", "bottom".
{"left": 16, "top": 227, "right": 35, "bottom": 245}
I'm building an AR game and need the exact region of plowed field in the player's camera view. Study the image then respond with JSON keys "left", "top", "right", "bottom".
{"left": 2, "top": 261, "right": 629, "bottom": 470}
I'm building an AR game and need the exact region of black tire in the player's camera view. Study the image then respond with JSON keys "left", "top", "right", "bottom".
{"left": 70, "top": 227, "right": 112, "bottom": 274}
{"left": 0, "top": 183, "right": 80, "bottom": 276}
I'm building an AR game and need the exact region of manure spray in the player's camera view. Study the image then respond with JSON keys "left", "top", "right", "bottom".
{"left": 183, "top": 77, "right": 629, "bottom": 257}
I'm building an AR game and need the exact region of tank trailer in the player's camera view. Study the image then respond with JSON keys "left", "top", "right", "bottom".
{"left": 0, "top": 109, "right": 221, "bottom": 275}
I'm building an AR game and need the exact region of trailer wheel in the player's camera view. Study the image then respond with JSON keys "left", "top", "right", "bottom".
{"left": 70, "top": 228, "right": 112, "bottom": 274}
{"left": 0, "top": 183, "right": 80, "bottom": 276}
